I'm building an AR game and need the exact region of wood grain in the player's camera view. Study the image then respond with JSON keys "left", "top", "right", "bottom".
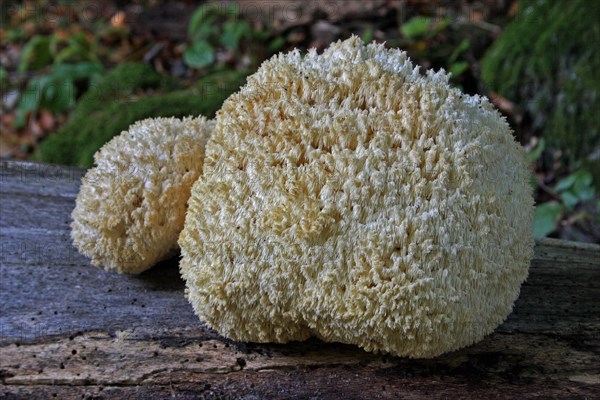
{"left": 1, "top": 160, "right": 599, "bottom": 399}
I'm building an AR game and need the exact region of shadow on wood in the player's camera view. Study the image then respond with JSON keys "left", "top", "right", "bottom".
{"left": 136, "top": 254, "right": 185, "bottom": 292}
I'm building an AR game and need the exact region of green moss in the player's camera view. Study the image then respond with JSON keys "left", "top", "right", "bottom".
{"left": 34, "top": 65, "right": 248, "bottom": 167}
{"left": 481, "top": 0, "right": 600, "bottom": 164}
{"left": 70, "top": 62, "right": 179, "bottom": 120}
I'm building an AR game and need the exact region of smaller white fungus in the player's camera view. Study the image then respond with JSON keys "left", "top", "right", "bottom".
{"left": 71, "top": 116, "right": 214, "bottom": 274}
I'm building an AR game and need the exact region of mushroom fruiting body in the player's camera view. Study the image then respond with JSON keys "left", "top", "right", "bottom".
{"left": 179, "top": 37, "right": 534, "bottom": 358}
{"left": 72, "top": 116, "right": 214, "bottom": 274}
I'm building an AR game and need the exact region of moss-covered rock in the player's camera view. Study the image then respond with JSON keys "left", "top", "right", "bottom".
{"left": 481, "top": 0, "right": 600, "bottom": 164}
{"left": 34, "top": 64, "right": 248, "bottom": 167}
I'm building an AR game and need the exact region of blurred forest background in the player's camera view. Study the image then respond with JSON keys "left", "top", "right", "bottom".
{"left": 1, "top": 0, "right": 599, "bottom": 243}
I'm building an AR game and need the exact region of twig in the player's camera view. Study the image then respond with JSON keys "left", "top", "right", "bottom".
{"left": 537, "top": 178, "right": 564, "bottom": 204}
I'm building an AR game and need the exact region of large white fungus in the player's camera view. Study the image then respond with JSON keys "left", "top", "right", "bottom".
{"left": 179, "top": 36, "right": 534, "bottom": 358}
{"left": 72, "top": 116, "right": 214, "bottom": 274}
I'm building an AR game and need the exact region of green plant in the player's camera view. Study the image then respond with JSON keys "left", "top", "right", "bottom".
{"left": 533, "top": 169, "right": 598, "bottom": 238}
{"left": 185, "top": 4, "right": 242, "bottom": 68}
{"left": 184, "top": 3, "right": 281, "bottom": 69}
{"left": 401, "top": 16, "right": 449, "bottom": 39}
{"left": 397, "top": 16, "right": 471, "bottom": 80}
{"left": 361, "top": 28, "right": 374, "bottom": 43}
{"left": 15, "top": 32, "right": 104, "bottom": 127}
{"left": 528, "top": 138, "right": 598, "bottom": 238}
{"left": 18, "top": 32, "right": 99, "bottom": 73}
{"left": 15, "top": 62, "right": 103, "bottom": 127}
{"left": 481, "top": 0, "right": 600, "bottom": 165}
{"left": 526, "top": 138, "right": 546, "bottom": 164}
{"left": 18, "top": 35, "right": 53, "bottom": 72}
{"left": 447, "top": 38, "right": 470, "bottom": 77}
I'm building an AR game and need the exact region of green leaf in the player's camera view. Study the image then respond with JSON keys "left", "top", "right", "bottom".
{"left": 361, "top": 28, "right": 374, "bottom": 43}
{"left": 52, "top": 62, "right": 104, "bottom": 81}
{"left": 7, "top": 28, "right": 26, "bottom": 41}
{"left": 225, "top": 4, "right": 240, "bottom": 16}
{"left": 449, "top": 38, "right": 470, "bottom": 63}
{"left": 14, "top": 62, "right": 103, "bottom": 128}
{"left": 401, "top": 16, "right": 432, "bottom": 39}
{"left": 571, "top": 183, "right": 595, "bottom": 203}
{"left": 449, "top": 61, "right": 468, "bottom": 77}
{"left": 572, "top": 170, "right": 593, "bottom": 187}
{"left": 429, "top": 17, "right": 450, "bottom": 38}
{"left": 184, "top": 41, "right": 215, "bottom": 68}
{"left": 253, "top": 29, "right": 270, "bottom": 41}
{"left": 221, "top": 20, "right": 251, "bottom": 50}
{"left": 552, "top": 169, "right": 596, "bottom": 211}
{"left": 555, "top": 169, "right": 592, "bottom": 192}
{"left": 53, "top": 33, "right": 96, "bottom": 64}
{"left": 70, "top": 32, "right": 93, "bottom": 50}
{"left": 268, "top": 36, "right": 286, "bottom": 52}
{"left": 533, "top": 202, "right": 564, "bottom": 238}
{"left": 188, "top": 3, "right": 220, "bottom": 38}
{"left": 39, "top": 76, "right": 76, "bottom": 112}
{"left": 190, "top": 20, "right": 218, "bottom": 41}
{"left": 560, "top": 190, "right": 579, "bottom": 211}
{"left": 15, "top": 78, "right": 44, "bottom": 127}
{"left": 554, "top": 176, "right": 575, "bottom": 192}
{"left": 54, "top": 47, "right": 81, "bottom": 65}
{"left": 526, "top": 138, "right": 545, "bottom": 162}
{"left": 18, "top": 35, "right": 53, "bottom": 72}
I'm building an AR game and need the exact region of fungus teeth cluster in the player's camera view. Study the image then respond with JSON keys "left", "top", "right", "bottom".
{"left": 71, "top": 116, "right": 214, "bottom": 274}
{"left": 179, "top": 36, "right": 534, "bottom": 358}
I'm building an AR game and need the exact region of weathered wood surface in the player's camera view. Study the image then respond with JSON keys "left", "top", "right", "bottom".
{"left": 1, "top": 160, "right": 599, "bottom": 399}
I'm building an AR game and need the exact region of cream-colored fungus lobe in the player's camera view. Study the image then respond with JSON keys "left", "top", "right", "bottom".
{"left": 72, "top": 116, "right": 214, "bottom": 274}
{"left": 179, "top": 36, "right": 534, "bottom": 358}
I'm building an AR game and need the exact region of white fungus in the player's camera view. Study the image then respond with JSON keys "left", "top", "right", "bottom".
{"left": 72, "top": 116, "right": 214, "bottom": 274}
{"left": 179, "top": 36, "right": 534, "bottom": 358}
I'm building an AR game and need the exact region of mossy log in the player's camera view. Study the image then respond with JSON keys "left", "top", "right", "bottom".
{"left": 34, "top": 65, "right": 248, "bottom": 167}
